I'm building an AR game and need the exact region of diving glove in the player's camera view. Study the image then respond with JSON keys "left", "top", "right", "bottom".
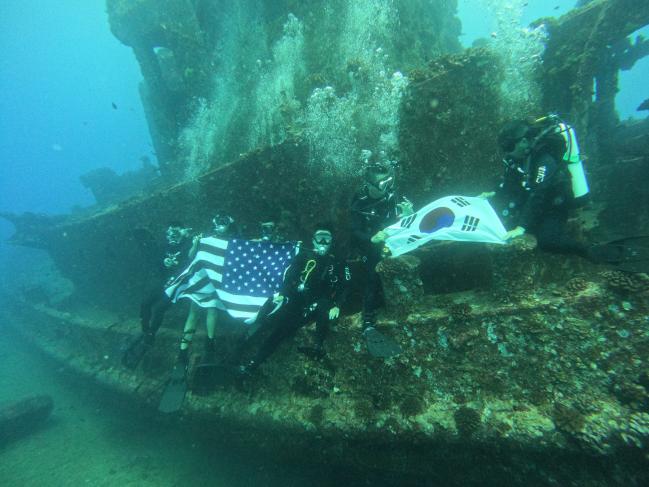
{"left": 328, "top": 306, "right": 340, "bottom": 320}
{"left": 397, "top": 197, "right": 415, "bottom": 217}
{"left": 504, "top": 226, "right": 525, "bottom": 241}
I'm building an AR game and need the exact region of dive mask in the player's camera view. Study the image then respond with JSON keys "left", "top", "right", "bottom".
{"left": 212, "top": 214, "right": 234, "bottom": 235}
{"left": 166, "top": 226, "right": 191, "bottom": 245}
{"left": 366, "top": 163, "right": 395, "bottom": 194}
{"left": 261, "top": 221, "right": 276, "bottom": 241}
{"left": 313, "top": 230, "right": 332, "bottom": 255}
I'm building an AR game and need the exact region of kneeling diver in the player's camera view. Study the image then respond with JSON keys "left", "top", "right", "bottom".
{"left": 480, "top": 115, "right": 649, "bottom": 272}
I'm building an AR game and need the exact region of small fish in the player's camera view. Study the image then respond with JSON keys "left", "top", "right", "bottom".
{"left": 112, "top": 102, "right": 117, "bottom": 109}
{"left": 637, "top": 98, "right": 649, "bottom": 111}
{"left": 554, "top": 5, "right": 560, "bottom": 10}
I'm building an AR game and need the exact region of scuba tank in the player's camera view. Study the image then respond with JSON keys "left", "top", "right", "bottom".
{"left": 531, "top": 115, "right": 590, "bottom": 198}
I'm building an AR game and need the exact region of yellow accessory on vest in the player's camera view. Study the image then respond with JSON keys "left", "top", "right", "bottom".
{"left": 298, "top": 259, "right": 317, "bottom": 292}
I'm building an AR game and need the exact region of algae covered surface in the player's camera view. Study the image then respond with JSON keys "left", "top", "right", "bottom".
{"left": 2, "top": 0, "right": 649, "bottom": 485}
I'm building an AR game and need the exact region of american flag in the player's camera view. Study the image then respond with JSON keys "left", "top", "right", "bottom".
{"left": 165, "top": 237, "right": 297, "bottom": 320}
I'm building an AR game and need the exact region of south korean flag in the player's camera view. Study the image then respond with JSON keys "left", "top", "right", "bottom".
{"left": 384, "top": 195, "right": 508, "bottom": 257}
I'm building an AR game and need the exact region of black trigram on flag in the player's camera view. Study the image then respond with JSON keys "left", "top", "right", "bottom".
{"left": 400, "top": 214, "right": 417, "bottom": 228}
{"left": 407, "top": 234, "right": 423, "bottom": 244}
{"left": 451, "top": 197, "right": 471, "bottom": 208}
{"left": 461, "top": 215, "right": 480, "bottom": 231}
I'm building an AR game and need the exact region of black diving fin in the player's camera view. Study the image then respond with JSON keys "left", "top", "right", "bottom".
{"left": 158, "top": 362, "right": 188, "bottom": 413}
{"left": 191, "top": 349, "right": 223, "bottom": 394}
{"left": 121, "top": 334, "right": 151, "bottom": 369}
{"left": 363, "top": 327, "right": 402, "bottom": 358}
{"left": 589, "top": 236, "right": 649, "bottom": 273}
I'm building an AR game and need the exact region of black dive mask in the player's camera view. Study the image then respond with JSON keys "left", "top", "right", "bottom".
{"left": 365, "top": 161, "right": 396, "bottom": 194}
{"left": 313, "top": 230, "right": 332, "bottom": 255}
{"left": 212, "top": 215, "right": 234, "bottom": 235}
{"left": 261, "top": 222, "right": 276, "bottom": 241}
{"left": 166, "top": 226, "right": 191, "bottom": 245}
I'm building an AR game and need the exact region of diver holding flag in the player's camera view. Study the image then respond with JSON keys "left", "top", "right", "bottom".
{"left": 235, "top": 227, "right": 350, "bottom": 374}
{"left": 122, "top": 223, "right": 194, "bottom": 369}
{"left": 479, "top": 115, "right": 649, "bottom": 272}
{"left": 350, "top": 152, "right": 414, "bottom": 358}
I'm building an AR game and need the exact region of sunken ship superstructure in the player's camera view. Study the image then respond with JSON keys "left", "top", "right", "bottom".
{"left": 3, "top": 1, "right": 649, "bottom": 484}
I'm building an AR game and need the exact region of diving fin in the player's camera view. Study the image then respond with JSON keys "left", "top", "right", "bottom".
{"left": 121, "top": 334, "right": 151, "bottom": 369}
{"left": 158, "top": 362, "right": 188, "bottom": 413}
{"left": 363, "top": 327, "right": 402, "bottom": 358}
{"left": 191, "top": 350, "right": 221, "bottom": 394}
{"left": 589, "top": 236, "right": 649, "bottom": 273}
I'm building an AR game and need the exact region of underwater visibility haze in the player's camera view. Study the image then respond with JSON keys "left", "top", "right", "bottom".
{"left": 1, "top": 0, "right": 649, "bottom": 485}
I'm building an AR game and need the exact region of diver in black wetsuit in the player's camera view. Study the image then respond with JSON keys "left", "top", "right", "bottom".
{"left": 481, "top": 117, "right": 591, "bottom": 256}
{"left": 350, "top": 157, "right": 413, "bottom": 331}
{"left": 239, "top": 227, "right": 350, "bottom": 372}
{"left": 481, "top": 117, "right": 649, "bottom": 271}
{"left": 122, "top": 224, "right": 194, "bottom": 369}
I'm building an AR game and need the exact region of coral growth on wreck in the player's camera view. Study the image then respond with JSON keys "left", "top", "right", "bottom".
{"left": 552, "top": 403, "right": 586, "bottom": 434}
{"left": 601, "top": 271, "right": 649, "bottom": 294}
{"left": 454, "top": 406, "right": 482, "bottom": 437}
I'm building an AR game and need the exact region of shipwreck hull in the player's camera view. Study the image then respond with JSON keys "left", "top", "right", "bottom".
{"left": 3, "top": 0, "right": 648, "bottom": 312}
{"left": 2, "top": 0, "right": 649, "bottom": 484}
{"left": 4, "top": 245, "right": 649, "bottom": 485}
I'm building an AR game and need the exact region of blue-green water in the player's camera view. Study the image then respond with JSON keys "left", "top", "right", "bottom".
{"left": 1, "top": 1, "right": 648, "bottom": 485}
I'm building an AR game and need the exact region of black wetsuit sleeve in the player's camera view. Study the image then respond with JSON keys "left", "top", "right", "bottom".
{"left": 518, "top": 154, "right": 561, "bottom": 228}
{"left": 332, "top": 261, "right": 351, "bottom": 308}
{"left": 350, "top": 198, "right": 375, "bottom": 242}
{"left": 351, "top": 193, "right": 399, "bottom": 242}
{"left": 493, "top": 171, "right": 510, "bottom": 200}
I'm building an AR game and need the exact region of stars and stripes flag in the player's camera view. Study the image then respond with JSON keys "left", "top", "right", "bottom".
{"left": 384, "top": 195, "right": 508, "bottom": 257}
{"left": 165, "top": 237, "right": 298, "bottom": 320}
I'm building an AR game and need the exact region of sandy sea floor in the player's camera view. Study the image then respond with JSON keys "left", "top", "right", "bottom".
{"left": 0, "top": 321, "right": 334, "bottom": 487}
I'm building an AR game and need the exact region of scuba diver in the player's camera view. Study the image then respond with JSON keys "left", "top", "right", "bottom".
{"left": 481, "top": 115, "right": 649, "bottom": 271}
{"left": 236, "top": 227, "right": 350, "bottom": 374}
{"left": 159, "top": 213, "right": 238, "bottom": 412}
{"left": 350, "top": 151, "right": 413, "bottom": 357}
{"left": 260, "top": 221, "right": 280, "bottom": 242}
{"left": 122, "top": 224, "right": 194, "bottom": 369}
{"left": 176, "top": 215, "right": 237, "bottom": 365}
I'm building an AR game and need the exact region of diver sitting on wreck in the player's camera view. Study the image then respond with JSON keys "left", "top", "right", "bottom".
{"left": 480, "top": 115, "right": 649, "bottom": 271}
{"left": 122, "top": 223, "right": 194, "bottom": 369}
{"left": 236, "top": 227, "right": 350, "bottom": 374}
{"left": 350, "top": 151, "right": 413, "bottom": 357}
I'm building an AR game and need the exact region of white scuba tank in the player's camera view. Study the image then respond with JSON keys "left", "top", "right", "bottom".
{"left": 556, "top": 122, "right": 590, "bottom": 198}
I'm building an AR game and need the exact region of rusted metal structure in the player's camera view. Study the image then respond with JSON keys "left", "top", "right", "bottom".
{"left": 2, "top": 1, "right": 649, "bottom": 483}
